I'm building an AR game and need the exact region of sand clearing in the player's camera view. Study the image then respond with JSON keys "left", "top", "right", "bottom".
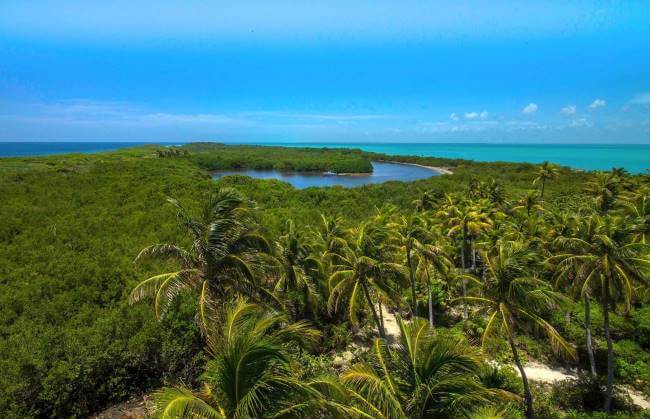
{"left": 513, "top": 361, "right": 650, "bottom": 410}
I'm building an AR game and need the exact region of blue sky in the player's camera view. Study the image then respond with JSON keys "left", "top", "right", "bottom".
{"left": 1, "top": 1, "right": 649, "bottom": 143}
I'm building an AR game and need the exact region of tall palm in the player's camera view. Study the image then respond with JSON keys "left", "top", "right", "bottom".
{"left": 413, "top": 190, "right": 439, "bottom": 212}
{"left": 486, "top": 178, "right": 508, "bottom": 207}
{"left": 274, "top": 219, "right": 322, "bottom": 319}
{"left": 328, "top": 222, "right": 407, "bottom": 338}
{"left": 547, "top": 211, "right": 578, "bottom": 242}
{"left": 508, "top": 212, "right": 548, "bottom": 253}
{"left": 617, "top": 187, "right": 649, "bottom": 244}
{"left": 584, "top": 172, "right": 621, "bottom": 214}
{"left": 533, "top": 161, "right": 559, "bottom": 199}
{"left": 512, "top": 191, "right": 543, "bottom": 218}
{"left": 438, "top": 198, "right": 493, "bottom": 318}
{"left": 413, "top": 238, "right": 452, "bottom": 328}
{"left": 312, "top": 213, "right": 348, "bottom": 258}
{"left": 390, "top": 214, "right": 431, "bottom": 317}
{"left": 548, "top": 216, "right": 648, "bottom": 412}
{"left": 342, "top": 317, "right": 500, "bottom": 418}
{"left": 549, "top": 214, "right": 601, "bottom": 376}
{"left": 151, "top": 299, "right": 321, "bottom": 418}
{"left": 457, "top": 243, "right": 575, "bottom": 419}
{"left": 129, "top": 188, "right": 272, "bottom": 332}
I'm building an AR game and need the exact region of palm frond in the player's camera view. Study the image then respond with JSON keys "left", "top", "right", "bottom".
{"left": 152, "top": 387, "right": 224, "bottom": 419}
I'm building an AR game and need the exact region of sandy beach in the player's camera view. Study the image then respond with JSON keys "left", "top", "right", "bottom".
{"left": 378, "top": 160, "right": 454, "bottom": 175}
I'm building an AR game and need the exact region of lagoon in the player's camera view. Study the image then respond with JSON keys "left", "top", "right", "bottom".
{"left": 212, "top": 161, "right": 440, "bottom": 189}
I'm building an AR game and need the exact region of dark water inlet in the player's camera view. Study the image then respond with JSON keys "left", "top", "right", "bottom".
{"left": 212, "top": 161, "right": 440, "bottom": 189}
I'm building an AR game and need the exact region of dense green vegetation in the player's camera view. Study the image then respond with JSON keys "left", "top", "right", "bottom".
{"left": 0, "top": 143, "right": 648, "bottom": 418}
{"left": 183, "top": 142, "right": 374, "bottom": 173}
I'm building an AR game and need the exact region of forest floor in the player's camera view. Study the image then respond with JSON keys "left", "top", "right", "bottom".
{"left": 92, "top": 394, "right": 150, "bottom": 418}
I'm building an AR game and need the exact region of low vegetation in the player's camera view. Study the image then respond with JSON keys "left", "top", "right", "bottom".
{"left": 0, "top": 143, "right": 647, "bottom": 418}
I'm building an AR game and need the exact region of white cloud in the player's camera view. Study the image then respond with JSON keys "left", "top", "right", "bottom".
{"left": 462, "top": 111, "right": 489, "bottom": 120}
{"left": 522, "top": 103, "right": 538, "bottom": 114}
{"left": 449, "top": 112, "right": 460, "bottom": 121}
{"left": 569, "top": 118, "right": 592, "bottom": 128}
{"left": 560, "top": 104, "right": 576, "bottom": 115}
{"left": 630, "top": 93, "right": 650, "bottom": 104}
{"left": 588, "top": 98, "right": 606, "bottom": 110}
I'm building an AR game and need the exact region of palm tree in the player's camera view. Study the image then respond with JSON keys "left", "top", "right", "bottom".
{"left": 548, "top": 216, "right": 648, "bottom": 412}
{"left": 312, "top": 213, "right": 348, "bottom": 258}
{"left": 533, "top": 161, "right": 559, "bottom": 199}
{"left": 617, "top": 187, "right": 649, "bottom": 244}
{"left": 438, "top": 197, "right": 493, "bottom": 318}
{"left": 390, "top": 214, "right": 431, "bottom": 317}
{"left": 274, "top": 219, "right": 322, "bottom": 319}
{"left": 413, "top": 238, "right": 452, "bottom": 328}
{"left": 151, "top": 299, "right": 321, "bottom": 418}
{"left": 341, "top": 317, "right": 501, "bottom": 418}
{"left": 512, "top": 191, "right": 543, "bottom": 218}
{"left": 584, "top": 172, "right": 621, "bottom": 214}
{"left": 413, "top": 190, "right": 439, "bottom": 212}
{"left": 547, "top": 211, "right": 578, "bottom": 242}
{"left": 550, "top": 214, "right": 601, "bottom": 377}
{"left": 328, "top": 222, "right": 407, "bottom": 338}
{"left": 129, "top": 189, "right": 273, "bottom": 332}
{"left": 457, "top": 243, "right": 575, "bottom": 419}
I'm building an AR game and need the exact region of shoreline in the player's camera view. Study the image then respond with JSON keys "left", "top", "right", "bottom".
{"left": 376, "top": 160, "right": 454, "bottom": 175}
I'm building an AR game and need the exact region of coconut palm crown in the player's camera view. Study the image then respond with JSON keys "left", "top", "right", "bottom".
{"left": 129, "top": 188, "right": 273, "bottom": 332}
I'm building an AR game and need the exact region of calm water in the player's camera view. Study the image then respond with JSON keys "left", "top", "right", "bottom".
{"left": 212, "top": 161, "right": 439, "bottom": 188}
{"left": 0, "top": 142, "right": 648, "bottom": 173}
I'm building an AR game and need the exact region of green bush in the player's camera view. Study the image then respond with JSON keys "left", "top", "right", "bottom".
{"left": 478, "top": 364, "right": 523, "bottom": 396}
{"left": 633, "top": 306, "right": 650, "bottom": 349}
{"left": 550, "top": 376, "right": 636, "bottom": 413}
{"left": 322, "top": 323, "right": 354, "bottom": 352}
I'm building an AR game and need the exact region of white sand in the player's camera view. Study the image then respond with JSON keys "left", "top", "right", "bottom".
{"left": 512, "top": 361, "right": 650, "bottom": 410}
{"left": 378, "top": 160, "right": 454, "bottom": 175}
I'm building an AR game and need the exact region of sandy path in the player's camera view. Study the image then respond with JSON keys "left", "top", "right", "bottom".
{"left": 379, "top": 304, "right": 402, "bottom": 344}
{"left": 513, "top": 361, "right": 650, "bottom": 410}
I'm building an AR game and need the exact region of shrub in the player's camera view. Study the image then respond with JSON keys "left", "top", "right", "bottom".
{"left": 478, "top": 364, "right": 523, "bottom": 396}
{"left": 322, "top": 323, "right": 353, "bottom": 351}
{"left": 633, "top": 306, "right": 650, "bottom": 349}
{"left": 550, "top": 376, "right": 636, "bottom": 413}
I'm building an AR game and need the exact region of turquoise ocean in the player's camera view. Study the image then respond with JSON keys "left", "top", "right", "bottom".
{"left": 270, "top": 143, "right": 649, "bottom": 174}
{"left": 0, "top": 142, "right": 648, "bottom": 173}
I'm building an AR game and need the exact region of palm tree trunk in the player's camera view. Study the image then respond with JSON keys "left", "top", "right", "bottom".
{"left": 508, "top": 333, "right": 535, "bottom": 419}
{"left": 361, "top": 282, "right": 385, "bottom": 338}
{"left": 541, "top": 179, "right": 546, "bottom": 199}
{"left": 584, "top": 293, "right": 597, "bottom": 376}
{"left": 460, "top": 229, "right": 468, "bottom": 320}
{"left": 426, "top": 265, "right": 434, "bottom": 328}
{"left": 471, "top": 245, "right": 476, "bottom": 271}
{"left": 378, "top": 302, "right": 385, "bottom": 332}
{"left": 603, "top": 285, "right": 614, "bottom": 412}
{"left": 303, "top": 285, "right": 312, "bottom": 320}
{"left": 406, "top": 247, "right": 417, "bottom": 317}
